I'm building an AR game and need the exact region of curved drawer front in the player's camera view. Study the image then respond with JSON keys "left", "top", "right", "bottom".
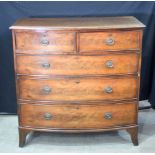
{"left": 16, "top": 53, "right": 139, "bottom": 76}
{"left": 15, "top": 31, "right": 75, "bottom": 54}
{"left": 18, "top": 77, "right": 137, "bottom": 101}
{"left": 79, "top": 31, "right": 140, "bottom": 53}
{"left": 20, "top": 102, "right": 137, "bottom": 129}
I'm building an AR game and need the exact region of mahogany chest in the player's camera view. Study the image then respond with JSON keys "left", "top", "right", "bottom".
{"left": 10, "top": 16, "right": 145, "bottom": 147}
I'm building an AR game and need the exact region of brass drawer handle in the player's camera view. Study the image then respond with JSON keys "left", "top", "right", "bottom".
{"left": 43, "top": 113, "right": 53, "bottom": 120}
{"left": 40, "top": 38, "right": 49, "bottom": 46}
{"left": 105, "top": 60, "right": 113, "bottom": 68}
{"left": 42, "top": 63, "right": 50, "bottom": 69}
{"left": 42, "top": 86, "right": 52, "bottom": 94}
{"left": 104, "top": 112, "right": 112, "bottom": 120}
{"left": 104, "top": 86, "right": 113, "bottom": 93}
{"left": 105, "top": 38, "right": 115, "bottom": 45}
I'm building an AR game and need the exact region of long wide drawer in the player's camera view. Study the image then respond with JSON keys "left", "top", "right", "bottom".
{"left": 16, "top": 53, "right": 139, "bottom": 76}
{"left": 20, "top": 102, "right": 137, "bottom": 129}
{"left": 18, "top": 76, "right": 137, "bottom": 101}
{"left": 79, "top": 31, "right": 141, "bottom": 53}
{"left": 15, "top": 31, "right": 75, "bottom": 54}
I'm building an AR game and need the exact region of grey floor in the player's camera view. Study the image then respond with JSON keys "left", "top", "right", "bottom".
{"left": 0, "top": 100, "right": 155, "bottom": 153}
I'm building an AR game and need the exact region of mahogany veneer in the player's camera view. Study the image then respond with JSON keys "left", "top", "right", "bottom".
{"left": 10, "top": 16, "right": 145, "bottom": 147}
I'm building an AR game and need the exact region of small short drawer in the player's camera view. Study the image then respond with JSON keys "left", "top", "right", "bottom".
{"left": 79, "top": 31, "right": 141, "bottom": 53}
{"left": 20, "top": 102, "right": 137, "bottom": 129}
{"left": 16, "top": 53, "right": 139, "bottom": 76}
{"left": 18, "top": 76, "right": 137, "bottom": 101}
{"left": 15, "top": 31, "right": 75, "bottom": 54}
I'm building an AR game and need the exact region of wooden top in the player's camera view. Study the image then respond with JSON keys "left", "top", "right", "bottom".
{"left": 10, "top": 16, "right": 145, "bottom": 30}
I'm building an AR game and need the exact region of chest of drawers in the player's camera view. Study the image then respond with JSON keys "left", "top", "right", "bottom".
{"left": 10, "top": 16, "right": 145, "bottom": 147}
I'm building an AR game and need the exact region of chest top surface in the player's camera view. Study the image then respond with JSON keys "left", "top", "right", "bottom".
{"left": 10, "top": 16, "right": 145, "bottom": 30}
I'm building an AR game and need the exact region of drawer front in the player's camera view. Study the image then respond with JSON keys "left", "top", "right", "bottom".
{"left": 15, "top": 31, "right": 75, "bottom": 54}
{"left": 18, "top": 77, "right": 137, "bottom": 101}
{"left": 16, "top": 53, "right": 139, "bottom": 76}
{"left": 20, "top": 102, "right": 137, "bottom": 129}
{"left": 79, "top": 31, "right": 140, "bottom": 53}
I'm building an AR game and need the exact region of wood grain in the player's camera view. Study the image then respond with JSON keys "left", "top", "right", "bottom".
{"left": 20, "top": 102, "right": 137, "bottom": 129}
{"left": 15, "top": 31, "right": 75, "bottom": 53}
{"left": 10, "top": 16, "right": 145, "bottom": 30}
{"left": 18, "top": 125, "right": 138, "bottom": 133}
{"left": 10, "top": 16, "right": 145, "bottom": 146}
{"left": 79, "top": 31, "right": 141, "bottom": 52}
{"left": 18, "top": 76, "right": 137, "bottom": 101}
{"left": 16, "top": 53, "right": 139, "bottom": 76}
